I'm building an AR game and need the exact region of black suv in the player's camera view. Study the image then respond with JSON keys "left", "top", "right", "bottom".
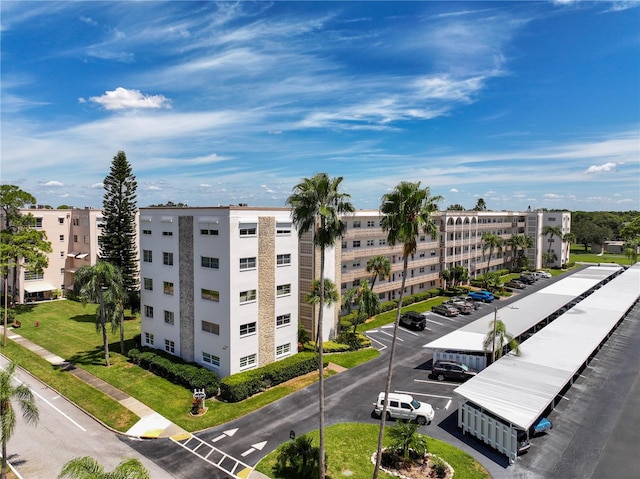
{"left": 399, "top": 311, "right": 427, "bottom": 330}
{"left": 431, "top": 360, "right": 478, "bottom": 381}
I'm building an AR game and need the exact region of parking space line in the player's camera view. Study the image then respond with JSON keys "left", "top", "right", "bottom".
{"left": 445, "top": 399, "right": 452, "bottom": 410}
{"left": 396, "top": 390, "right": 452, "bottom": 400}
{"left": 365, "top": 335, "right": 388, "bottom": 351}
{"left": 414, "top": 379, "right": 458, "bottom": 386}
{"left": 425, "top": 318, "right": 443, "bottom": 326}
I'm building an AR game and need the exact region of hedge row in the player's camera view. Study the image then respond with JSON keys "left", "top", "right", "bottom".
{"left": 219, "top": 352, "right": 326, "bottom": 403}
{"left": 340, "top": 288, "right": 441, "bottom": 324}
{"left": 128, "top": 348, "right": 220, "bottom": 396}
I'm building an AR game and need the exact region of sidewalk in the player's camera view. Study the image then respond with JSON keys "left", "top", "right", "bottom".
{"left": 3, "top": 327, "right": 190, "bottom": 440}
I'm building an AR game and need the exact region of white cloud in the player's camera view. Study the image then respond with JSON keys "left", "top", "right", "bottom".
{"left": 41, "top": 180, "right": 64, "bottom": 187}
{"left": 585, "top": 162, "right": 618, "bottom": 174}
{"left": 200, "top": 183, "right": 212, "bottom": 188}
{"left": 449, "top": 188, "right": 458, "bottom": 193}
{"left": 85, "top": 87, "right": 171, "bottom": 110}
{"left": 148, "top": 185, "right": 161, "bottom": 191}
{"left": 544, "top": 193, "right": 563, "bottom": 199}
{"left": 90, "top": 183, "right": 103, "bottom": 189}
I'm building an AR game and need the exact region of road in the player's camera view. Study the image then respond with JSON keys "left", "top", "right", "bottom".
{"left": 8, "top": 268, "right": 640, "bottom": 478}
{"left": 0, "top": 356, "right": 173, "bottom": 478}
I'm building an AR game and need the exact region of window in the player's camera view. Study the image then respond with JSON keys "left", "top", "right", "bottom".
{"left": 143, "top": 229, "right": 152, "bottom": 235}
{"left": 276, "top": 254, "right": 291, "bottom": 266}
{"left": 276, "top": 343, "right": 291, "bottom": 357}
{"left": 144, "top": 332, "right": 154, "bottom": 345}
{"left": 202, "top": 352, "right": 220, "bottom": 367}
{"left": 165, "top": 340, "right": 175, "bottom": 354}
{"left": 276, "top": 222, "right": 292, "bottom": 235}
{"left": 352, "top": 240, "right": 361, "bottom": 248}
{"left": 240, "top": 354, "right": 257, "bottom": 369}
{"left": 240, "top": 289, "right": 256, "bottom": 303}
{"left": 143, "top": 278, "right": 153, "bottom": 291}
{"left": 240, "top": 322, "right": 257, "bottom": 336}
{"left": 143, "top": 250, "right": 153, "bottom": 263}
{"left": 419, "top": 267, "right": 425, "bottom": 273}
{"left": 239, "top": 223, "right": 257, "bottom": 236}
{"left": 72, "top": 218, "right": 79, "bottom": 226}
{"left": 163, "top": 281, "right": 174, "bottom": 295}
{"left": 163, "top": 252, "right": 174, "bottom": 266}
{"left": 419, "top": 236, "right": 426, "bottom": 242}
{"left": 73, "top": 235, "right": 78, "bottom": 243}
{"left": 34, "top": 217, "right": 43, "bottom": 228}
{"left": 59, "top": 234, "right": 64, "bottom": 242}
{"left": 367, "top": 220, "right": 375, "bottom": 227}
{"left": 240, "top": 257, "right": 256, "bottom": 270}
{"left": 353, "top": 220, "right": 361, "bottom": 228}
{"left": 366, "top": 239, "right": 375, "bottom": 247}
{"left": 201, "top": 256, "right": 219, "bottom": 269}
{"left": 58, "top": 217, "right": 65, "bottom": 224}
{"left": 379, "top": 238, "right": 387, "bottom": 246}
{"left": 341, "top": 241, "right": 347, "bottom": 249}
{"left": 164, "top": 310, "right": 175, "bottom": 325}
{"left": 431, "top": 265, "right": 437, "bottom": 271}
{"left": 84, "top": 236, "right": 89, "bottom": 244}
{"left": 60, "top": 251, "right": 64, "bottom": 258}
{"left": 352, "top": 260, "right": 361, "bottom": 267}
{"left": 548, "top": 217, "right": 556, "bottom": 222}
{"left": 276, "top": 313, "right": 291, "bottom": 327}
{"left": 144, "top": 305, "right": 154, "bottom": 318}
{"left": 353, "top": 279, "right": 361, "bottom": 287}
{"left": 277, "top": 284, "right": 291, "bottom": 296}
{"left": 60, "top": 268, "right": 65, "bottom": 274}
{"left": 201, "top": 288, "right": 220, "bottom": 302}
{"left": 201, "top": 228, "right": 219, "bottom": 235}
{"left": 162, "top": 231, "right": 173, "bottom": 237}
{"left": 202, "top": 320, "right": 220, "bottom": 335}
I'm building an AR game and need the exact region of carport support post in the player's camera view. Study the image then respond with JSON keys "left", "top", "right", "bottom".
{"left": 491, "top": 306, "right": 497, "bottom": 364}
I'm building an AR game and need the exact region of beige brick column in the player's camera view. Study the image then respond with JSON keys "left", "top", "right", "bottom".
{"left": 257, "top": 217, "right": 275, "bottom": 366}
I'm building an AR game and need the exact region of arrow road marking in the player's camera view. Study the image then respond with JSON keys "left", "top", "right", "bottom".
{"left": 241, "top": 441, "right": 268, "bottom": 457}
{"left": 212, "top": 428, "right": 239, "bottom": 443}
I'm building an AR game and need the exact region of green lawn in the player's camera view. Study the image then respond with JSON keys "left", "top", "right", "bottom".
{"left": 254, "top": 422, "right": 490, "bottom": 479}
{"left": 568, "top": 247, "right": 632, "bottom": 266}
{"left": 2, "top": 300, "right": 377, "bottom": 432}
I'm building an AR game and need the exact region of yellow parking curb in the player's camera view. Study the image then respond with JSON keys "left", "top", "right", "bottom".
{"left": 237, "top": 468, "right": 253, "bottom": 479}
{"left": 171, "top": 432, "right": 192, "bottom": 441}
{"left": 139, "top": 429, "right": 164, "bottom": 438}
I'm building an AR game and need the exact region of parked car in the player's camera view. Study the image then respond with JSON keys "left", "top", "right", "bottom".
{"left": 531, "top": 417, "right": 553, "bottom": 435}
{"left": 372, "top": 392, "right": 435, "bottom": 425}
{"left": 504, "top": 280, "right": 526, "bottom": 289}
{"left": 431, "top": 303, "right": 460, "bottom": 317}
{"left": 445, "top": 298, "right": 473, "bottom": 314}
{"left": 518, "top": 275, "right": 535, "bottom": 285}
{"left": 537, "top": 271, "right": 552, "bottom": 279}
{"left": 452, "top": 296, "right": 482, "bottom": 309}
{"left": 467, "top": 290, "right": 495, "bottom": 302}
{"left": 431, "top": 360, "right": 478, "bottom": 382}
{"left": 399, "top": 311, "right": 427, "bottom": 330}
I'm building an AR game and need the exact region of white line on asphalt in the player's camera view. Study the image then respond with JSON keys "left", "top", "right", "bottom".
{"left": 414, "top": 379, "right": 458, "bottom": 386}
{"left": 396, "top": 390, "right": 452, "bottom": 400}
{"left": 445, "top": 399, "right": 452, "bottom": 410}
{"left": 425, "top": 318, "right": 443, "bottom": 325}
{"left": 558, "top": 395, "right": 570, "bottom": 401}
{"left": 378, "top": 329, "right": 404, "bottom": 341}
{"left": 3, "top": 365, "right": 87, "bottom": 432}
{"left": 241, "top": 448, "right": 255, "bottom": 457}
{"left": 212, "top": 434, "right": 226, "bottom": 442}
{"left": 365, "top": 335, "right": 387, "bottom": 351}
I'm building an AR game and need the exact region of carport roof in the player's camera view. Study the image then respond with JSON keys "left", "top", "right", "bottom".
{"left": 453, "top": 263, "right": 640, "bottom": 431}
{"left": 423, "top": 265, "right": 622, "bottom": 353}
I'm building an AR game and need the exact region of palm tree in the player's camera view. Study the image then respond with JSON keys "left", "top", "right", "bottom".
{"left": 373, "top": 181, "right": 441, "bottom": 479}
{"left": 340, "top": 286, "right": 358, "bottom": 315}
{"left": 541, "top": 225, "right": 563, "bottom": 255}
{"left": 305, "top": 278, "right": 339, "bottom": 349}
{"left": 75, "top": 261, "right": 124, "bottom": 367}
{"left": 352, "top": 279, "right": 380, "bottom": 332}
{"left": 562, "top": 232, "right": 576, "bottom": 267}
{"left": 387, "top": 420, "right": 428, "bottom": 462}
{"left": 481, "top": 233, "right": 503, "bottom": 273}
{"left": 286, "top": 172, "right": 354, "bottom": 479}
{"left": 366, "top": 255, "right": 391, "bottom": 290}
{"left": 542, "top": 252, "right": 558, "bottom": 269}
{"left": 58, "top": 456, "right": 150, "bottom": 479}
{"left": 483, "top": 310, "right": 520, "bottom": 364}
{"left": 506, "top": 235, "right": 521, "bottom": 271}
{"left": 1, "top": 361, "right": 39, "bottom": 479}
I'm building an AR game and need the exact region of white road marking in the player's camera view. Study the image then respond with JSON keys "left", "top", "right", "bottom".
{"left": 425, "top": 318, "right": 443, "bottom": 325}
{"left": 396, "top": 390, "right": 452, "bottom": 400}
{"left": 414, "top": 378, "right": 458, "bottom": 386}
{"left": 212, "top": 428, "right": 238, "bottom": 442}
{"left": 2, "top": 365, "right": 86, "bottom": 432}
{"left": 365, "top": 335, "right": 388, "bottom": 351}
{"left": 445, "top": 399, "right": 452, "bottom": 410}
{"left": 241, "top": 448, "right": 254, "bottom": 457}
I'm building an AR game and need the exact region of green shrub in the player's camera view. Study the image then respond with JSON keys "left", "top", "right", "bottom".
{"left": 127, "top": 347, "right": 220, "bottom": 396}
{"left": 335, "top": 332, "right": 371, "bottom": 351}
{"left": 380, "top": 300, "right": 398, "bottom": 312}
{"left": 219, "top": 352, "right": 322, "bottom": 403}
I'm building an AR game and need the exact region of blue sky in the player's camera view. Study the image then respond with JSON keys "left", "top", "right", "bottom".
{"left": 1, "top": 1, "right": 639, "bottom": 212}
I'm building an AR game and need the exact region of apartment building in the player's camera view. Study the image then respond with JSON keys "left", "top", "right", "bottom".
{"left": 340, "top": 210, "right": 571, "bottom": 301}
{"left": 0, "top": 206, "right": 103, "bottom": 303}
{"left": 138, "top": 206, "right": 300, "bottom": 378}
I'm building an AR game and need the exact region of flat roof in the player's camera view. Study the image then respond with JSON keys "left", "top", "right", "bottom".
{"left": 423, "top": 265, "right": 622, "bottom": 352}
{"left": 453, "top": 263, "right": 640, "bottom": 431}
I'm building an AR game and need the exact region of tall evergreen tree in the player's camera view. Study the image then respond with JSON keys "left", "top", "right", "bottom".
{"left": 100, "top": 151, "right": 139, "bottom": 312}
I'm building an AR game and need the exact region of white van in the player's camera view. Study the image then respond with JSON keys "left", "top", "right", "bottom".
{"left": 372, "top": 392, "right": 435, "bottom": 425}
